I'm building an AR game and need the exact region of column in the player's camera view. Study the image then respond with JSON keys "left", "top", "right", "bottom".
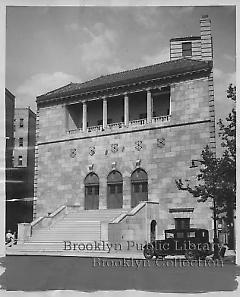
{"left": 124, "top": 93, "right": 129, "bottom": 126}
{"left": 147, "top": 89, "right": 152, "bottom": 123}
{"left": 82, "top": 101, "right": 87, "bottom": 132}
{"left": 103, "top": 97, "right": 107, "bottom": 129}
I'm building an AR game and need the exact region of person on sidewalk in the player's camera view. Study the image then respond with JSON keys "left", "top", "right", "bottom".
{"left": 5, "top": 230, "right": 14, "bottom": 246}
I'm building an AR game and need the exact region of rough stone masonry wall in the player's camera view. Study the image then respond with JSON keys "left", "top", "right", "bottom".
{"left": 35, "top": 75, "right": 214, "bottom": 238}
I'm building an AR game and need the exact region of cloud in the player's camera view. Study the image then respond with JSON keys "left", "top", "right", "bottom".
{"left": 65, "top": 22, "right": 80, "bottom": 32}
{"left": 15, "top": 72, "right": 81, "bottom": 110}
{"left": 77, "top": 22, "right": 123, "bottom": 77}
{"left": 214, "top": 68, "right": 235, "bottom": 85}
{"left": 168, "top": 6, "right": 194, "bottom": 17}
{"left": 214, "top": 70, "right": 235, "bottom": 122}
{"left": 133, "top": 7, "right": 160, "bottom": 28}
{"left": 140, "top": 47, "right": 169, "bottom": 66}
{"left": 223, "top": 53, "right": 235, "bottom": 62}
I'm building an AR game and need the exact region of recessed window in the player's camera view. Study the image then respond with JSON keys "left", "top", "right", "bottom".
{"left": 182, "top": 42, "right": 192, "bottom": 57}
{"left": 18, "top": 155, "right": 23, "bottom": 166}
{"left": 19, "top": 137, "right": 23, "bottom": 147}
{"left": 175, "top": 218, "right": 190, "bottom": 230}
{"left": 19, "top": 118, "right": 24, "bottom": 127}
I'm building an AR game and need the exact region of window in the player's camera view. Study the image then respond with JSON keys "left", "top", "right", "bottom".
{"left": 133, "top": 183, "right": 140, "bottom": 193}
{"left": 165, "top": 232, "right": 174, "bottom": 239}
{"left": 176, "top": 232, "right": 184, "bottom": 239}
{"left": 142, "top": 182, "right": 148, "bottom": 193}
{"left": 94, "top": 186, "right": 99, "bottom": 195}
{"left": 116, "top": 184, "right": 122, "bottom": 193}
{"left": 175, "top": 218, "right": 190, "bottom": 230}
{"left": 19, "top": 138, "right": 23, "bottom": 147}
{"left": 109, "top": 184, "right": 115, "bottom": 194}
{"left": 18, "top": 156, "right": 23, "bottom": 166}
{"left": 187, "top": 232, "right": 196, "bottom": 238}
{"left": 182, "top": 42, "right": 192, "bottom": 57}
{"left": 19, "top": 118, "right": 24, "bottom": 127}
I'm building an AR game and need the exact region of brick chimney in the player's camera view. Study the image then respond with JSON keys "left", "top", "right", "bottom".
{"left": 200, "top": 15, "right": 213, "bottom": 61}
{"left": 170, "top": 15, "right": 213, "bottom": 62}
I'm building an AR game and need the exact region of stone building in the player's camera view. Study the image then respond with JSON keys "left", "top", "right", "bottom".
{"left": 15, "top": 16, "right": 216, "bottom": 248}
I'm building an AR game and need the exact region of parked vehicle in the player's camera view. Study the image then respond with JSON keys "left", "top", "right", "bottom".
{"left": 143, "top": 228, "right": 213, "bottom": 260}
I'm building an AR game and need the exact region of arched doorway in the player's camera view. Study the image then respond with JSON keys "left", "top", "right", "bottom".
{"left": 107, "top": 170, "right": 123, "bottom": 209}
{"left": 150, "top": 220, "right": 157, "bottom": 242}
{"left": 84, "top": 172, "right": 99, "bottom": 210}
{"left": 131, "top": 168, "right": 148, "bottom": 208}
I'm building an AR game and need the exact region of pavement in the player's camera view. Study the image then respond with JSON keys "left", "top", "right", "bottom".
{"left": 1, "top": 254, "right": 239, "bottom": 292}
{"left": 5, "top": 245, "right": 236, "bottom": 264}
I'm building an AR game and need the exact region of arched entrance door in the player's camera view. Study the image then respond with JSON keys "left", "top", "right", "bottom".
{"left": 107, "top": 170, "right": 123, "bottom": 209}
{"left": 84, "top": 172, "right": 99, "bottom": 210}
{"left": 150, "top": 220, "right": 157, "bottom": 242}
{"left": 131, "top": 168, "right": 148, "bottom": 208}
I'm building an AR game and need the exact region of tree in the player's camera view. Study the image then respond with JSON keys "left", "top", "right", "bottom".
{"left": 176, "top": 84, "right": 236, "bottom": 251}
{"left": 217, "top": 84, "right": 236, "bottom": 249}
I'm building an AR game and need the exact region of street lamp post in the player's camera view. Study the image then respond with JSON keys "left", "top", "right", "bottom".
{"left": 212, "top": 196, "right": 220, "bottom": 259}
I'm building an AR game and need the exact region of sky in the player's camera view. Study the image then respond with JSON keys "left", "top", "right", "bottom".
{"left": 5, "top": 5, "right": 236, "bottom": 122}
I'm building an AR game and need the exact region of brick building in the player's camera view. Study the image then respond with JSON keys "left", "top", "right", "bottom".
{"left": 15, "top": 16, "right": 216, "bottom": 248}
{"left": 6, "top": 107, "right": 36, "bottom": 232}
{"left": 5, "top": 88, "right": 15, "bottom": 201}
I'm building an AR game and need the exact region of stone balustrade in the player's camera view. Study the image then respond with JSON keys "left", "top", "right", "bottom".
{"left": 66, "top": 115, "right": 171, "bottom": 135}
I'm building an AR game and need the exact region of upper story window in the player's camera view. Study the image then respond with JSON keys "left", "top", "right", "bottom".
{"left": 175, "top": 218, "right": 190, "bottom": 230}
{"left": 18, "top": 155, "right": 23, "bottom": 166}
{"left": 19, "top": 118, "right": 24, "bottom": 127}
{"left": 19, "top": 137, "right": 23, "bottom": 147}
{"left": 182, "top": 42, "right": 192, "bottom": 57}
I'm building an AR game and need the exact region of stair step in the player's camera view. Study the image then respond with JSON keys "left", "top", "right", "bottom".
{"left": 19, "top": 209, "right": 127, "bottom": 252}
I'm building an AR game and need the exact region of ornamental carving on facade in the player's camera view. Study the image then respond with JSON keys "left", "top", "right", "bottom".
{"left": 157, "top": 137, "right": 166, "bottom": 148}
{"left": 70, "top": 148, "right": 76, "bottom": 158}
{"left": 89, "top": 146, "right": 96, "bottom": 156}
{"left": 135, "top": 140, "right": 143, "bottom": 151}
{"left": 111, "top": 143, "right": 118, "bottom": 153}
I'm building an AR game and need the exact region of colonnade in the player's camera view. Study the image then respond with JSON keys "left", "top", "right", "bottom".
{"left": 81, "top": 89, "right": 152, "bottom": 131}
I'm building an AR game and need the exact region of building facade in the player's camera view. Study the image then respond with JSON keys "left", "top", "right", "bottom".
{"left": 33, "top": 16, "right": 216, "bottom": 243}
{"left": 6, "top": 107, "right": 36, "bottom": 232}
{"left": 5, "top": 88, "right": 15, "bottom": 201}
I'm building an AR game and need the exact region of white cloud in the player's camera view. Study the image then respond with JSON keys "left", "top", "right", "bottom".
{"left": 223, "top": 53, "right": 235, "bottom": 62}
{"left": 15, "top": 72, "right": 81, "bottom": 111}
{"left": 214, "top": 71, "right": 235, "bottom": 122}
{"left": 168, "top": 6, "right": 194, "bottom": 17}
{"left": 133, "top": 7, "right": 160, "bottom": 28}
{"left": 65, "top": 23, "right": 80, "bottom": 32}
{"left": 77, "top": 23, "right": 122, "bottom": 77}
{"left": 213, "top": 68, "right": 223, "bottom": 80}
{"left": 140, "top": 47, "right": 169, "bottom": 66}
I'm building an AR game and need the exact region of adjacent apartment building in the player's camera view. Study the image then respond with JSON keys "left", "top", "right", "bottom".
{"left": 6, "top": 105, "right": 36, "bottom": 232}
{"left": 5, "top": 89, "right": 15, "bottom": 202}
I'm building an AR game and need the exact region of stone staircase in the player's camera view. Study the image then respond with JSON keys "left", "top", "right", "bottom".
{"left": 7, "top": 208, "right": 126, "bottom": 254}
